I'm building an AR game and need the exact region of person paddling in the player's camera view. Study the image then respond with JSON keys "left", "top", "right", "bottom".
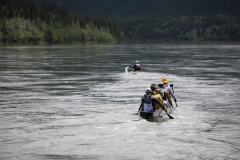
{"left": 150, "top": 84, "right": 168, "bottom": 111}
{"left": 156, "top": 82, "right": 173, "bottom": 110}
{"left": 139, "top": 88, "right": 174, "bottom": 119}
{"left": 129, "top": 61, "right": 141, "bottom": 72}
{"left": 162, "top": 77, "right": 177, "bottom": 105}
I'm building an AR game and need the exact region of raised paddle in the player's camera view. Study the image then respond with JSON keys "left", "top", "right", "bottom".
{"left": 170, "top": 84, "right": 178, "bottom": 107}
{"left": 170, "top": 84, "right": 174, "bottom": 93}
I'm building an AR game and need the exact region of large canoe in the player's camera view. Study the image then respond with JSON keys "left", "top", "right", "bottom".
{"left": 138, "top": 104, "right": 174, "bottom": 120}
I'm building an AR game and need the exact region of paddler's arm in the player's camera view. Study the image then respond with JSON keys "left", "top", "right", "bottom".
{"left": 129, "top": 65, "right": 134, "bottom": 69}
{"left": 152, "top": 95, "right": 174, "bottom": 119}
{"left": 165, "top": 90, "right": 173, "bottom": 106}
{"left": 168, "top": 86, "right": 175, "bottom": 99}
{"left": 138, "top": 96, "right": 144, "bottom": 112}
{"left": 152, "top": 96, "right": 168, "bottom": 113}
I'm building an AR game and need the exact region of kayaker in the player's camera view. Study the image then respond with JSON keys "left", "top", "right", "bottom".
{"left": 129, "top": 61, "right": 141, "bottom": 72}
{"left": 162, "top": 77, "right": 177, "bottom": 104}
{"left": 139, "top": 88, "right": 174, "bottom": 119}
{"left": 156, "top": 82, "right": 173, "bottom": 107}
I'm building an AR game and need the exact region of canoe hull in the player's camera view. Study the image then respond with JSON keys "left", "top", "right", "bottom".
{"left": 139, "top": 112, "right": 153, "bottom": 120}
{"left": 139, "top": 107, "right": 173, "bottom": 120}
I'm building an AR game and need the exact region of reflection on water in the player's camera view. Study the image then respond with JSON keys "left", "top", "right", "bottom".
{"left": 0, "top": 43, "right": 240, "bottom": 159}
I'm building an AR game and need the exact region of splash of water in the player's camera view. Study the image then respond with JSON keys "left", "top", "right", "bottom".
{"left": 125, "top": 66, "right": 129, "bottom": 73}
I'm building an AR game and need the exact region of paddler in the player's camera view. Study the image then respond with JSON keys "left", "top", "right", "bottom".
{"left": 138, "top": 88, "right": 174, "bottom": 119}
{"left": 156, "top": 82, "right": 173, "bottom": 107}
{"left": 150, "top": 84, "right": 168, "bottom": 112}
{"left": 162, "top": 77, "right": 177, "bottom": 104}
{"left": 129, "top": 61, "right": 141, "bottom": 72}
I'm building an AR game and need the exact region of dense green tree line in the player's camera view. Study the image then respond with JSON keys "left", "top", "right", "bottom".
{"left": 117, "top": 15, "right": 240, "bottom": 42}
{"left": 0, "top": 0, "right": 124, "bottom": 45}
{"left": 1, "top": 0, "right": 239, "bottom": 44}
{"left": 54, "top": 0, "right": 240, "bottom": 18}
{"left": 53, "top": 0, "right": 240, "bottom": 42}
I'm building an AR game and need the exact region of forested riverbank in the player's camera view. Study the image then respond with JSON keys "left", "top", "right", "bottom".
{"left": 55, "top": 0, "right": 240, "bottom": 42}
{"left": 1, "top": 0, "right": 240, "bottom": 45}
{"left": 117, "top": 15, "right": 240, "bottom": 42}
{"left": 0, "top": 0, "right": 124, "bottom": 45}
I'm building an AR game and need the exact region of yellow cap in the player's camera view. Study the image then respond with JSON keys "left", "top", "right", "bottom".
{"left": 162, "top": 77, "right": 169, "bottom": 83}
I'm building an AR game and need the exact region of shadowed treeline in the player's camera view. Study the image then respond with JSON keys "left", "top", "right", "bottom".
{"left": 1, "top": 0, "right": 240, "bottom": 44}
{"left": 0, "top": 0, "right": 124, "bottom": 45}
{"left": 117, "top": 15, "right": 240, "bottom": 42}
{"left": 51, "top": 0, "right": 240, "bottom": 42}
{"left": 54, "top": 0, "right": 240, "bottom": 18}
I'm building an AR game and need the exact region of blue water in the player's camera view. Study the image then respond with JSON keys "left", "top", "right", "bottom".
{"left": 0, "top": 43, "right": 240, "bottom": 160}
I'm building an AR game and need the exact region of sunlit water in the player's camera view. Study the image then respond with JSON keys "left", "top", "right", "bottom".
{"left": 0, "top": 43, "right": 240, "bottom": 160}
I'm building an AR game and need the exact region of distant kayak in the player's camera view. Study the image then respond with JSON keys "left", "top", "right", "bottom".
{"left": 125, "top": 66, "right": 141, "bottom": 74}
{"left": 133, "top": 71, "right": 140, "bottom": 74}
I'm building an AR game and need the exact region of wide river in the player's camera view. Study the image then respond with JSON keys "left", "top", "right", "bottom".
{"left": 0, "top": 43, "right": 240, "bottom": 160}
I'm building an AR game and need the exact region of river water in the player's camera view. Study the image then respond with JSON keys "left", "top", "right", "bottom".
{"left": 0, "top": 43, "right": 239, "bottom": 160}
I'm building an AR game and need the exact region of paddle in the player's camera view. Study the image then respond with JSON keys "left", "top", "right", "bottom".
{"left": 167, "top": 113, "right": 174, "bottom": 119}
{"left": 126, "top": 65, "right": 134, "bottom": 72}
{"left": 175, "top": 100, "right": 178, "bottom": 107}
{"left": 170, "top": 84, "right": 174, "bottom": 93}
{"left": 157, "top": 108, "right": 174, "bottom": 119}
{"left": 138, "top": 105, "right": 142, "bottom": 112}
{"left": 164, "top": 105, "right": 174, "bottom": 119}
{"left": 125, "top": 66, "right": 130, "bottom": 72}
{"left": 170, "top": 84, "right": 178, "bottom": 107}
{"left": 161, "top": 101, "right": 174, "bottom": 119}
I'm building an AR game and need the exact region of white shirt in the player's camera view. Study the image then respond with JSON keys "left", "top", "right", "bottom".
{"left": 163, "top": 84, "right": 176, "bottom": 99}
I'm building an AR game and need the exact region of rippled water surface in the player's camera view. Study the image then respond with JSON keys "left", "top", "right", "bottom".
{"left": 0, "top": 43, "right": 240, "bottom": 160}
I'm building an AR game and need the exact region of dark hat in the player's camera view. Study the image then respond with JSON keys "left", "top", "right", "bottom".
{"left": 157, "top": 82, "right": 164, "bottom": 87}
{"left": 145, "top": 88, "right": 152, "bottom": 93}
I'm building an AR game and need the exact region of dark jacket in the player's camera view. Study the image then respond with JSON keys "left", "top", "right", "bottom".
{"left": 130, "top": 64, "right": 141, "bottom": 71}
{"left": 139, "top": 94, "right": 165, "bottom": 112}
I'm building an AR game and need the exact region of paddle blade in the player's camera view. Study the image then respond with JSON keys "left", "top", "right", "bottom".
{"left": 125, "top": 67, "right": 129, "bottom": 72}
{"left": 167, "top": 114, "right": 174, "bottom": 119}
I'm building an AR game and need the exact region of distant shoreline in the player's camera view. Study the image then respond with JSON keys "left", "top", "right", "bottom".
{"left": 1, "top": 40, "right": 240, "bottom": 46}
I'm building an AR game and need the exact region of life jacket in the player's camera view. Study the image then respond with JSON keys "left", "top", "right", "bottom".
{"left": 152, "top": 91, "right": 164, "bottom": 110}
{"left": 135, "top": 64, "right": 140, "bottom": 69}
{"left": 163, "top": 84, "right": 168, "bottom": 89}
{"left": 163, "top": 84, "right": 175, "bottom": 99}
{"left": 163, "top": 84, "right": 170, "bottom": 93}
{"left": 142, "top": 95, "right": 154, "bottom": 112}
{"left": 156, "top": 88, "right": 167, "bottom": 100}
